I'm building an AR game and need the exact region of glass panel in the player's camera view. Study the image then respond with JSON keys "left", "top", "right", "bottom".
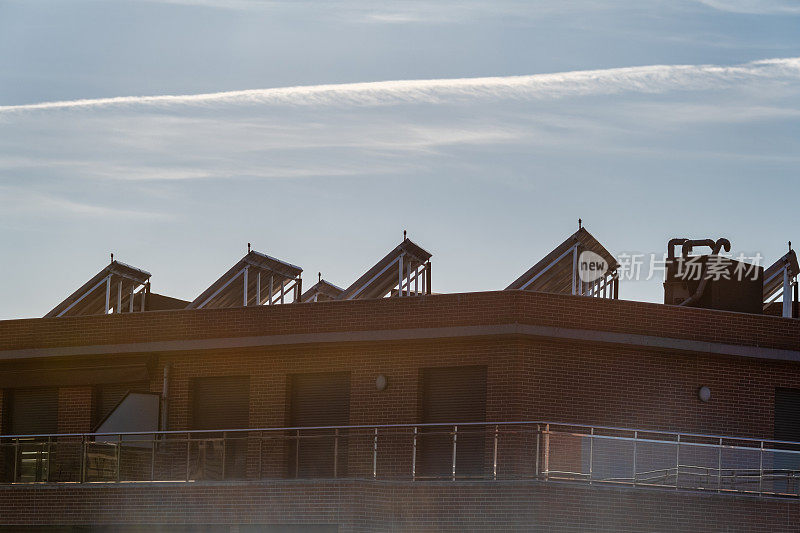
{"left": 589, "top": 436, "right": 634, "bottom": 483}
{"left": 677, "top": 442, "right": 719, "bottom": 490}
{"left": 634, "top": 439, "right": 677, "bottom": 488}
{"left": 762, "top": 448, "right": 800, "bottom": 496}
{"left": 721, "top": 446, "right": 760, "bottom": 493}
{"left": 546, "top": 430, "right": 585, "bottom": 480}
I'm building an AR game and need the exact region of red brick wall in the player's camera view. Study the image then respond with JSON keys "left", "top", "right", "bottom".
{"left": 518, "top": 338, "right": 798, "bottom": 438}
{"left": 1, "top": 292, "right": 799, "bottom": 488}
{"left": 1, "top": 291, "right": 797, "bottom": 353}
{"left": 0, "top": 480, "right": 794, "bottom": 532}
{"left": 159, "top": 337, "right": 521, "bottom": 431}
{"left": 149, "top": 335, "right": 800, "bottom": 440}
{"left": 57, "top": 386, "right": 93, "bottom": 434}
{"left": 99, "top": 334, "right": 800, "bottom": 481}
{"left": 153, "top": 338, "right": 519, "bottom": 479}
{"left": 1, "top": 292, "right": 799, "bottom": 530}
{"left": 0, "top": 333, "right": 797, "bottom": 481}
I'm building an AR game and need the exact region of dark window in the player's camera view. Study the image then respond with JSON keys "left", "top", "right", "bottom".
{"left": 775, "top": 388, "right": 800, "bottom": 441}
{"left": 4, "top": 388, "right": 59, "bottom": 482}
{"left": 9, "top": 388, "right": 59, "bottom": 435}
{"left": 773, "top": 388, "right": 800, "bottom": 493}
{"left": 288, "top": 371, "right": 350, "bottom": 478}
{"left": 191, "top": 376, "right": 250, "bottom": 479}
{"left": 418, "top": 365, "right": 487, "bottom": 478}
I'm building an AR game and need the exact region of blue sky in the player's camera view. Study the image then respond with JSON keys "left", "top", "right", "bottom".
{"left": 0, "top": 0, "right": 798, "bottom": 319}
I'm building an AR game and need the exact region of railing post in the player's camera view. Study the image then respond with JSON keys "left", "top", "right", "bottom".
{"left": 35, "top": 442, "right": 42, "bottom": 483}
{"left": 258, "top": 431, "right": 264, "bottom": 480}
{"left": 543, "top": 424, "right": 550, "bottom": 481}
{"left": 46, "top": 436, "right": 52, "bottom": 483}
{"left": 718, "top": 437, "right": 723, "bottom": 492}
{"left": 493, "top": 425, "right": 498, "bottom": 480}
{"left": 632, "top": 431, "right": 637, "bottom": 485}
{"left": 535, "top": 424, "right": 540, "bottom": 479}
{"left": 116, "top": 434, "right": 122, "bottom": 482}
{"left": 759, "top": 441, "right": 764, "bottom": 495}
{"left": 675, "top": 434, "right": 680, "bottom": 488}
{"left": 185, "top": 433, "right": 191, "bottom": 482}
{"left": 221, "top": 432, "right": 227, "bottom": 480}
{"left": 373, "top": 428, "right": 378, "bottom": 480}
{"left": 150, "top": 434, "right": 156, "bottom": 481}
{"left": 295, "top": 429, "right": 300, "bottom": 478}
{"left": 333, "top": 428, "right": 339, "bottom": 479}
{"left": 589, "top": 427, "right": 594, "bottom": 483}
{"left": 12, "top": 438, "right": 18, "bottom": 483}
{"left": 451, "top": 425, "right": 458, "bottom": 481}
{"left": 80, "top": 435, "right": 86, "bottom": 483}
{"left": 412, "top": 426, "right": 417, "bottom": 481}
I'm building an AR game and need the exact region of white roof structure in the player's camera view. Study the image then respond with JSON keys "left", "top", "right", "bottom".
{"left": 45, "top": 260, "right": 151, "bottom": 318}
{"left": 338, "top": 236, "right": 432, "bottom": 300}
{"left": 187, "top": 249, "right": 303, "bottom": 309}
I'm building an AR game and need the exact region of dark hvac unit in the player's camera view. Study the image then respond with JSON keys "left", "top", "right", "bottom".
{"left": 663, "top": 238, "right": 764, "bottom": 314}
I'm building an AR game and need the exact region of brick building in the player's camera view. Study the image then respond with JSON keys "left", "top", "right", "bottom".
{"left": 0, "top": 229, "right": 799, "bottom": 532}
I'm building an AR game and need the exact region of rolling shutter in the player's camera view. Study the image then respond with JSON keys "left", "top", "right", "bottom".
{"left": 10, "top": 388, "right": 59, "bottom": 435}
{"left": 289, "top": 372, "right": 350, "bottom": 478}
{"left": 5, "top": 388, "right": 59, "bottom": 482}
{"left": 191, "top": 376, "right": 250, "bottom": 479}
{"left": 775, "top": 387, "right": 800, "bottom": 441}
{"left": 773, "top": 387, "right": 800, "bottom": 491}
{"left": 191, "top": 376, "right": 250, "bottom": 430}
{"left": 419, "top": 365, "right": 487, "bottom": 478}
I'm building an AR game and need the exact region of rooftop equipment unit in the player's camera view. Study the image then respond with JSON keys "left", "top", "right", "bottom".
{"left": 663, "top": 238, "right": 763, "bottom": 314}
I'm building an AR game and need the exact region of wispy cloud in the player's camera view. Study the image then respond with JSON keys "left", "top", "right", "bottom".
{"left": 0, "top": 186, "right": 173, "bottom": 219}
{"left": 695, "top": 0, "right": 800, "bottom": 14}
{"left": 3, "top": 58, "right": 799, "bottom": 114}
{"left": 120, "top": 0, "right": 623, "bottom": 22}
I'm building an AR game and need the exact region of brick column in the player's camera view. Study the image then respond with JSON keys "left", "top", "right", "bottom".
{"left": 0, "top": 389, "right": 6, "bottom": 481}
{"left": 51, "top": 387, "right": 93, "bottom": 482}
{"left": 57, "top": 387, "right": 93, "bottom": 434}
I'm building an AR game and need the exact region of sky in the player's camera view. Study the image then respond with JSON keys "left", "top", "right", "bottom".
{"left": 0, "top": 0, "right": 799, "bottom": 319}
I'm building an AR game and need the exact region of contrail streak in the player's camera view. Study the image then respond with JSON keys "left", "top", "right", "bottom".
{"left": 1, "top": 58, "right": 799, "bottom": 113}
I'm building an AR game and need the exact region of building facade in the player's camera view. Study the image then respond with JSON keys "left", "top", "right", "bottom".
{"left": 1, "top": 232, "right": 799, "bottom": 531}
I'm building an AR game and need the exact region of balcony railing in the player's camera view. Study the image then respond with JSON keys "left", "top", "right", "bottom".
{"left": 2, "top": 421, "right": 799, "bottom": 498}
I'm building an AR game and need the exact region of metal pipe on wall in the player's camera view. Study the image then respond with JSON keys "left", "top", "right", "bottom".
{"left": 160, "top": 362, "right": 172, "bottom": 431}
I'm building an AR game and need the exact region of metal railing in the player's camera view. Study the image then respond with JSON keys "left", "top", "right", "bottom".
{"left": 1, "top": 421, "right": 799, "bottom": 497}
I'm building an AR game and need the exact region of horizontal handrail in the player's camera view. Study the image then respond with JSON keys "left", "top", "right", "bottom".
{"left": 4, "top": 420, "right": 800, "bottom": 498}
{"left": 2, "top": 420, "right": 799, "bottom": 449}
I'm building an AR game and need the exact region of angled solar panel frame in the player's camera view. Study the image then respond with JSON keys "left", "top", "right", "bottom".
{"left": 763, "top": 249, "right": 798, "bottom": 317}
{"left": 44, "top": 260, "right": 152, "bottom": 318}
{"left": 300, "top": 278, "right": 345, "bottom": 303}
{"left": 506, "top": 227, "right": 619, "bottom": 298}
{"left": 338, "top": 238, "right": 432, "bottom": 301}
{"left": 186, "top": 250, "right": 303, "bottom": 309}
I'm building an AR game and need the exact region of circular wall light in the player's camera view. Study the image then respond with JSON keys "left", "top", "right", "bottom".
{"left": 698, "top": 386, "right": 711, "bottom": 403}
{"left": 376, "top": 374, "right": 388, "bottom": 392}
